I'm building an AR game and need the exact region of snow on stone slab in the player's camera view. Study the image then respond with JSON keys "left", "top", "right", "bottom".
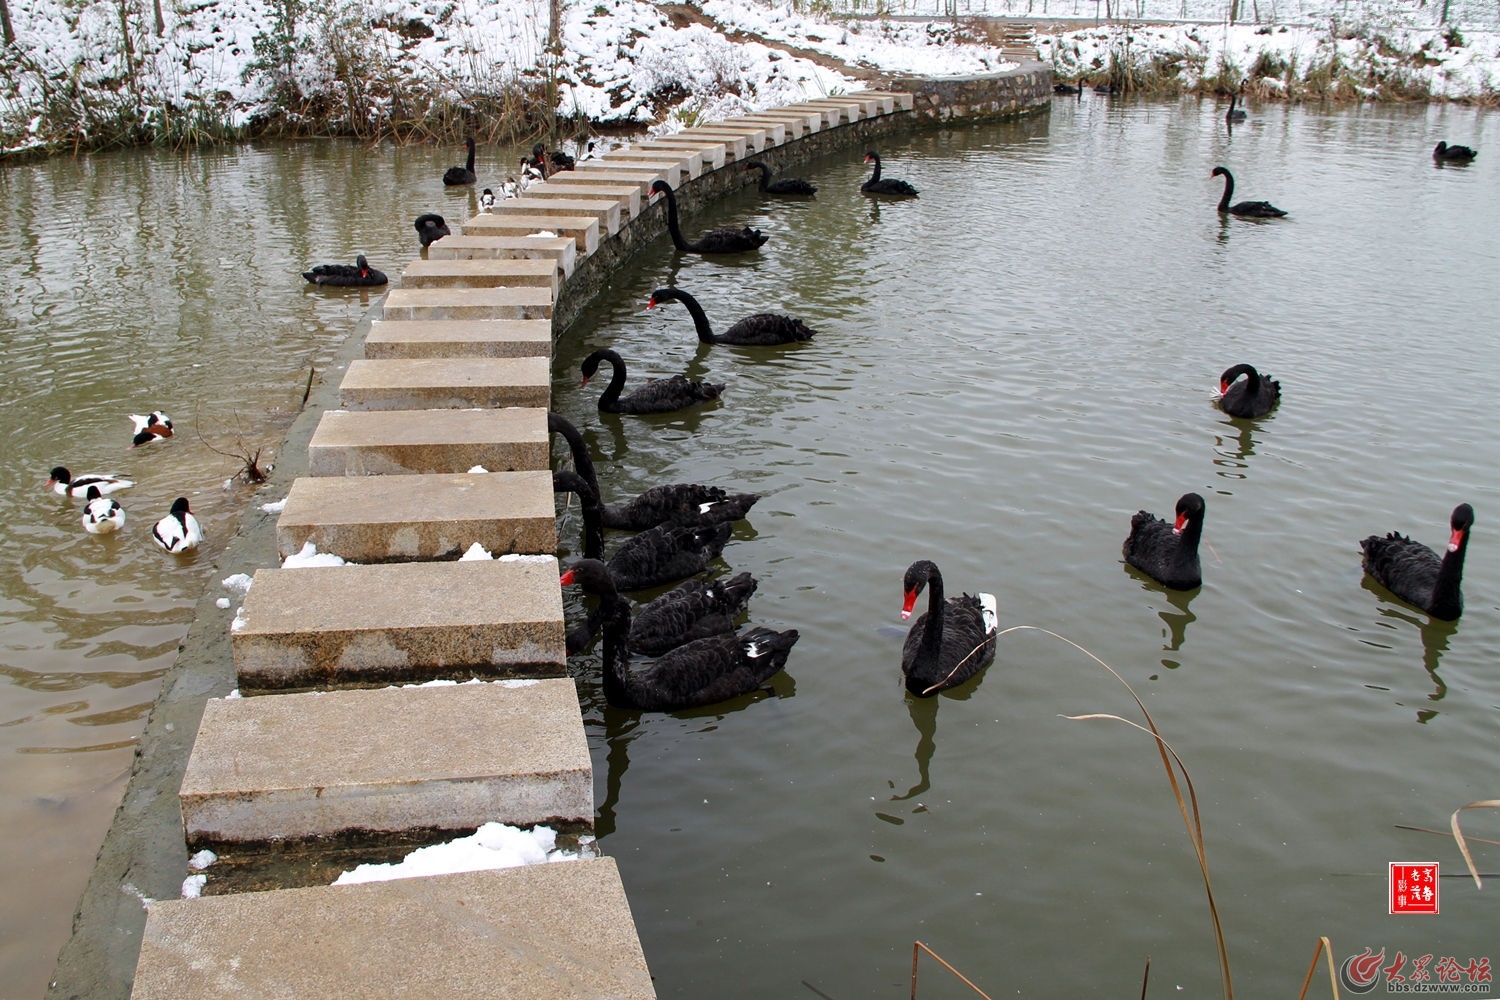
{"left": 281, "top": 540, "right": 353, "bottom": 568}
{"left": 332, "top": 822, "right": 578, "bottom": 885}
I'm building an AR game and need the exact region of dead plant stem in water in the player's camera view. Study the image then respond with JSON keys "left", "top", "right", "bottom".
{"left": 995, "top": 624, "right": 1234, "bottom": 1000}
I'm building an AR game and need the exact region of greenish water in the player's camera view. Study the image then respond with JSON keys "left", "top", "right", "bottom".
{"left": 3, "top": 100, "right": 1498, "bottom": 999}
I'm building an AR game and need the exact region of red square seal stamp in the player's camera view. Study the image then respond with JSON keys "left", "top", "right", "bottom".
{"left": 1390, "top": 862, "right": 1439, "bottom": 914}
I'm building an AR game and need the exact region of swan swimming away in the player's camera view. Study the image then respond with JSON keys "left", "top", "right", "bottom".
{"left": 650, "top": 180, "right": 768, "bottom": 254}
{"left": 646, "top": 287, "right": 815, "bottom": 346}
{"left": 580, "top": 348, "right": 725, "bottom": 414}
{"left": 861, "top": 151, "right": 919, "bottom": 197}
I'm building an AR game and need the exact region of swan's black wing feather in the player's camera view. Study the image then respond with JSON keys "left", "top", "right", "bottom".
{"left": 766, "top": 178, "right": 818, "bottom": 195}
{"left": 625, "top": 627, "right": 798, "bottom": 710}
{"left": 601, "top": 484, "right": 758, "bottom": 531}
{"left": 1360, "top": 533, "right": 1441, "bottom": 610}
{"left": 1124, "top": 511, "right": 1202, "bottom": 590}
{"left": 629, "top": 572, "right": 758, "bottom": 655}
{"left": 720, "top": 313, "right": 816, "bottom": 345}
{"left": 610, "top": 375, "right": 725, "bottom": 414}
{"left": 1228, "top": 200, "right": 1286, "bottom": 218}
{"left": 901, "top": 594, "right": 996, "bottom": 695}
{"left": 687, "top": 227, "right": 768, "bottom": 254}
{"left": 608, "top": 521, "right": 733, "bottom": 591}
{"left": 1220, "top": 375, "right": 1281, "bottom": 417}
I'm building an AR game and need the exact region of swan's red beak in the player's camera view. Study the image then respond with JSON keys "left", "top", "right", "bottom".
{"left": 1217, "top": 380, "right": 1230, "bottom": 395}
{"left": 1449, "top": 527, "right": 1465, "bottom": 553}
{"left": 580, "top": 376, "right": 591, "bottom": 388}
{"left": 645, "top": 296, "right": 658, "bottom": 310}
{"left": 559, "top": 569, "right": 577, "bottom": 586}
{"left": 1173, "top": 512, "right": 1188, "bottom": 535}
{"left": 900, "top": 589, "right": 918, "bottom": 620}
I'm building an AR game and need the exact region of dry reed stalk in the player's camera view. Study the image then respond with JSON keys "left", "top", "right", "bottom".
{"left": 996, "top": 624, "right": 1234, "bottom": 1000}
{"left": 1294, "top": 936, "right": 1341, "bottom": 1000}
{"left": 910, "top": 940, "right": 993, "bottom": 999}
{"left": 1449, "top": 799, "right": 1500, "bottom": 888}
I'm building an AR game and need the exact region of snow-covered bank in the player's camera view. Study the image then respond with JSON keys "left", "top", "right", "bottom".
{"left": 1038, "top": 20, "right": 1500, "bottom": 100}
{"left": 0, "top": 0, "right": 1011, "bottom": 153}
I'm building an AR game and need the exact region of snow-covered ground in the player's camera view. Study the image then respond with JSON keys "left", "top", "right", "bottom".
{"left": 2, "top": 0, "right": 1492, "bottom": 153}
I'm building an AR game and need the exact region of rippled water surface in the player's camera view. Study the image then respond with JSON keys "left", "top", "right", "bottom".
{"left": 3, "top": 99, "right": 1497, "bottom": 997}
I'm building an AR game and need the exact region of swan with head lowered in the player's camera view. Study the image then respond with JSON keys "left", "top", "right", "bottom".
{"left": 1360, "top": 503, "right": 1473, "bottom": 621}
{"left": 744, "top": 161, "right": 817, "bottom": 196}
{"left": 302, "top": 254, "right": 388, "bottom": 286}
{"left": 1217, "top": 363, "right": 1281, "bottom": 418}
{"left": 1433, "top": 141, "right": 1477, "bottom": 163}
{"left": 1212, "top": 166, "right": 1285, "bottom": 218}
{"left": 861, "top": 151, "right": 919, "bottom": 197}
{"left": 443, "top": 138, "right": 477, "bottom": 186}
{"left": 899, "top": 560, "right": 997, "bottom": 697}
{"left": 580, "top": 348, "right": 724, "bottom": 414}
{"left": 1123, "top": 492, "right": 1205, "bottom": 590}
{"left": 562, "top": 559, "right": 797, "bottom": 711}
{"left": 646, "top": 287, "right": 815, "bottom": 346}
{"left": 650, "top": 179, "right": 767, "bottom": 254}
{"left": 414, "top": 213, "right": 451, "bottom": 247}
{"left": 548, "top": 413, "right": 757, "bottom": 531}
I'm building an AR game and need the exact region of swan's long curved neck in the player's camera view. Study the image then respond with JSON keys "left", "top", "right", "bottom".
{"left": 919, "top": 567, "right": 945, "bottom": 651}
{"left": 553, "top": 470, "right": 604, "bottom": 559}
{"left": 1217, "top": 171, "right": 1234, "bottom": 211}
{"left": 749, "top": 164, "right": 769, "bottom": 191}
{"left": 548, "top": 413, "right": 601, "bottom": 496}
{"left": 592, "top": 353, "right": 627, "bottom": 410}
{"left": 464, "top": 142, "right": 475, "bottom": 172}
{"left": 674, "top": 292, "right": 717, "bottom": 343}
{"left": 656, "top": 186, "right": 690, "bottom": 251}
{"left": 1433, "top": 534, "right": 1469, "bottom": 615}
{"left": 599, "top": 598, "right": 636, "bottom": 706}
{"left": 868, "top": 156, "right": 883, "bottom": 183}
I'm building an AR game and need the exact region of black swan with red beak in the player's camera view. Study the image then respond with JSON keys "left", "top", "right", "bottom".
{"left": 1123, "top": 493, "right": 1206, "bottom": 590}
{"left": 650, "top": 179, "right": 767, "bottom": 254}
{"left": 1360, "top": 504, "right": 1473, "bottom": 620}
{"left": 1217, "top": 363, "right": 1281, "bottom": 418}
{"left": 899, "top": 560, "right": 997, "bottom": 697}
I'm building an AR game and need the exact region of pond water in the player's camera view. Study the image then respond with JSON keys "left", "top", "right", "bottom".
{"left": 2, "top": 96, "right": 1496, "bottom": 997}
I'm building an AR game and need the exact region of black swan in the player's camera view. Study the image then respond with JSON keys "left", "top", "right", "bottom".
{"left": 443, "top": 138, "right": 477, "bottom": 186}
{"left": 861, "top": 151, "right": 919, "bottom": 197}
{"left": 535, "top": 141, "right": 576, "bottom": 173}
{"left": 899, "top": 560, "right": 997, "bottom": 697}
{"left": 630, "top": 570, "right": 759, "bottom": 655}
{"left": 302, "top": 254, "right": 388, "bottom": 286}
{"left": 1123, "top": 492, "right": 1206, "bottom": 591}
{"left": 562, "top": 560, "right": 797, "bottom": 711}
{"left": 1226, "top": 82, "right": 1247, "bottom": 121}
{"left": 1218, "top": 363, "right": 1281, "bottom": 418}
{"left": 580, "top": 348, "right": 724, "bottom": 415}
{"left": 646, "top": 287, "right": 815, "bottom": 346}
{"left": 151, "top": 497, "right": 203, "bottom": 553}
{"left": 1433, "top": 141, "right": 1477, "bottom": 162}
{"left": 608, "top": 519, "right": 733, "bottom": 591}
{"left": 47, "top": 466, "right": 133, "bottom": 497}
{"left": 414, "top": 213, "right": 451, "bottom": 247}
{"left": 1053, "top": 80, "right": 1082, "bottom": 95}
{"left": 1212, "top": 166, "right": 1285, "bottom": 218}
{"left": 1360, "top": 503, "right": 1473, "bottom": 621}
{"left": 548, "top": 413, "right": 758, "bottom": 531}
{"left": 744, "top": 161, "right": 817, "bottom": 195}
{"left": 650, "top": 179, "right": 768, "bottom": 254}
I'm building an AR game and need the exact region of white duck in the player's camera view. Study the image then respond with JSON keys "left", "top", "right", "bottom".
{"left": 478, "top": 188, "right": 496, "bottom": 213}
{"left": 48, "top": 466, "right": 134, "bottom": 497}
{"left": 81, "top": 486, "right": 125, "bottom": 534}
{"left": 151, "top": 497, "right": 204, "bottom": 553}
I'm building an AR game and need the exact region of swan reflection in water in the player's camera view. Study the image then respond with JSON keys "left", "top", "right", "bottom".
{"left": 1359, "top": 580, "right": 1459, "bottom": 723}
{"left": 886, "top": 664, "right": 989, "bottom": 805}
{"left": 1154, "top": 587, "right": 1200, "bottom": 674}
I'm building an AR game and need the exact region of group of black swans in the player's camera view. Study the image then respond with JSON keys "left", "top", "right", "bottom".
{"left": 313, "top": 128, "right": 1474, "bottom": 708}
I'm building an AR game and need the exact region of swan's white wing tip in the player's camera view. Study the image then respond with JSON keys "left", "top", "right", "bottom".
{"left": 979, "top": 593, "right": 998, "bottom": 634}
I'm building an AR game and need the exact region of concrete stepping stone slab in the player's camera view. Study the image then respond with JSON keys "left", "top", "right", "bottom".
{"left": 364, "top": 319, "right": 552, "bottom": 360}
{"left": 478, "top": 196, "right": 622, "bottom": 236}
{"left": 717, "top": 116, "right": 792, "bottom": 142}
{"left": 307, "top": 406, "right": 547, "bottom": 476}
{"left": 775, "top": 101, "right": 848, "bottom": 128}
{"left": 275, "top": 470, "right": 556, "bottom": 562}
{"left": 339, "top": 356, "right": 550, "bottom": 411}
{"left": 381, "top": 286, "right": 553, "bottom": 322}
{"left": 425, "top": 234, "right": 576, "bottom": 276}
{"left": 400, "top": 258, "right": 559, "bottom": 294}
{"left": 726, "top": 110, "right": 823, "bottom": 137}
{"left": 180, "top": 679, "right": 590, "bottom": 845}
{"left": 676, "top": 124, "right": 776, "bottom": 153}
{"left": 594, "top": 149, "right": 703, "bottom": 180}
{"left": 132, "top": 859, "right": 656, "bottom": 999}
{"left": 539, "top": 169, "right": 664, "bottom": 196}
{"left": 574, "top": 159, "right": 688, "bottom": 188}
{"left": 230, "top": 558, "right": 565, "bottom": 691}
{"left": 631, "top": 138, "right": 732, "bottom": 169}
{"left": 518, "top": 180, "right": 642, "bottom": 218}
{"left": 857, "top": 89, "right": 917, "bottom": 110}
{"left": 460, "top": 213, "right": 599, "bottom": 253}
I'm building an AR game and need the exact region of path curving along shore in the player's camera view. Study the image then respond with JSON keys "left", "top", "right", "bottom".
{"left": 49, "top": 71, "right": 1052, "bottom": 1000}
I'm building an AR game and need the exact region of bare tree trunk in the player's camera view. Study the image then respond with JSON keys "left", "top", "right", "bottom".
{"left": 153, "top": 0, "right": 164, "bottom": 35}
{"left": 548, "top": 0, "right": 561, "bottom": 50}
{"left": 0, "top": 0, "right": 16, "bottom": 47}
